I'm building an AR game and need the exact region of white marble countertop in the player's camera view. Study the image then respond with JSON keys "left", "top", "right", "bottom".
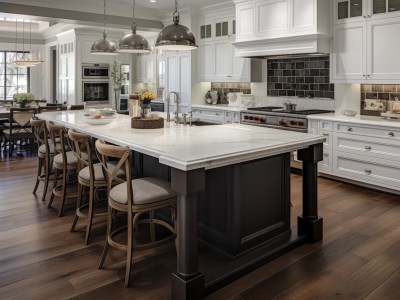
{"left": 191, "top": 104, "right": 245, "bottom": 112}
{"left": 38, "top": 111, "right": 325, "bottom": 171}
{"left": 308, "top": 113, "right": 400, "bottom": 128}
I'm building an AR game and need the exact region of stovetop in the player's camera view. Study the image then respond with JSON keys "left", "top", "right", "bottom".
{"left": 247, "top": 107, "right": 332, "bottom": 115}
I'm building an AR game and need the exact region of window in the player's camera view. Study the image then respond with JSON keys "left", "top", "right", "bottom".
{"left": 0, "top": 51, "right": 30, "bottom": 102}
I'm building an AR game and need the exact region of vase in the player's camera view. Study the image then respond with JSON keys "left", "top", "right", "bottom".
{"left": 114, "top": 88, "right": 121, "bottom": 111}
{"left": 140, "top": 100, "right": 151, "bottom": 119}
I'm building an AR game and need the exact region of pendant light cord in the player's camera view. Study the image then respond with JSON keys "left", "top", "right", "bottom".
{"left": 173, "top": 0, "right": 180, "bottom": 25}
{"left": 103, "top": 0, "right": 107, "bottom": 38}
{"left": 131, "top": 0, "right": 137, "bottom": 32}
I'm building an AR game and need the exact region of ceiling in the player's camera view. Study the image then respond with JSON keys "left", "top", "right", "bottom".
{"left": 134, "top": 0, "right": 232, "bottom": 10}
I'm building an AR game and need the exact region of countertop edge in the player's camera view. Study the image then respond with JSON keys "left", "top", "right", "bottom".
{"left": 307, "top": 113, "right": 400, "bottom": 128}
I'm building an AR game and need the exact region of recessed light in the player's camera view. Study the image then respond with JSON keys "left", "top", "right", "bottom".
{"left": 150, "top": 0, "right": 156, "bottom": 3}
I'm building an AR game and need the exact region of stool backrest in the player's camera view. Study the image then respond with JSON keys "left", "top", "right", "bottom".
{"left": 9, "top": 108, "right": 37, "bottom": 134}
{"left": 30, "top": 118, "right": 48, "bottom": 148}
{"left": 68, "top": 129, "right": 93, "bottom": 173}
{"left": 47, "top": 121, "right": 69, "bottom": 165}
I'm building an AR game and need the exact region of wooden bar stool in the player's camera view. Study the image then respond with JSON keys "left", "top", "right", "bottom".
{"left": 68, "top": 129, "right": 124, "bottom": 245}
{"left": 47, "top": 121, "right": 80, "bottom": 217}
{"left": 95, "top": 139, "right": 177, "bottom": 287}
{"left": 30, "top": 118, "right": 55, "bottom": 202}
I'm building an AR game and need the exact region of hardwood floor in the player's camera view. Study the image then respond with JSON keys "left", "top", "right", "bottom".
{"left": 1, "top": 154, "right": 400, "bottom": 300}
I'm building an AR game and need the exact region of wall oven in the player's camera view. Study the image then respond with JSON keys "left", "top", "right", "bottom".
{"left": 82, "top": 63, "right": 110, "bottom": 79}
{"left": 82, "top": 81, "right": 109, "bottom": 104}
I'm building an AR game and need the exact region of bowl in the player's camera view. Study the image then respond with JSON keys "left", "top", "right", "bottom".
{"left": 341, "top": 110, "right": 357, "bottom": 116}
{"left": 99, "top": 108, "right": 116, "bottom": 116}
{"left": 85, "top": 116, "right": 114, "bottom": 125}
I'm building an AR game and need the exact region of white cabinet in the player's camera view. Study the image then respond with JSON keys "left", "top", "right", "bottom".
{"left": 331, "top": 15, "right": 400, "bottom": 83}
{"left": 192, "top": 107, "right": 241, "bottom": 124}
{"left": 234, "top": 0, "right": 330, "bottom": 41}
{"left": 58, "top": 41, "right": 75, "bottom": 104}
{"left": 166, "top": 52, "right": 192, "bottom": 113}
{"left": 197, "top": 38, "right": 261, "bottom": 82}
{"left": 157, "top": 54, "right": 166, "bottom": 88}
{"left": 310, "top": 117, "right": 400, "bottom": 191}
{"left": 135, "top": 54, "right": 156, "bottom": 83}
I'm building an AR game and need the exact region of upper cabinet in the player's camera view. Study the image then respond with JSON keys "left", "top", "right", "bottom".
{"left": 233, "top": 0, "right": 331, "bottom": 56}
{"left": 331, "top": 1, "right": 400, "bottom": 83}
{"left": 135, "top": 53, "right": 156, "bottom": 84}
{"left": 334, "top": 0, "right": 400, "bottom": 24}
{"left": 197, "top": 6, "right": 262, "bottom": 82}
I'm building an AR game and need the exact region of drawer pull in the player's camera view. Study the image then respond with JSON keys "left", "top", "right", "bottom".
{"left": 323, "top": 133, "right": 329, "bottom": 136}
{"left": 364, "top": 169, "right": 372, "bottom": 174}
{"left": 364, "top": 146, "right": 372, "bottom": 150}
{"left": 347, "top": 128, "right": 353, "bottom": 132}
{"left": 388, "top": 132, "right": 394, "bottom": 137}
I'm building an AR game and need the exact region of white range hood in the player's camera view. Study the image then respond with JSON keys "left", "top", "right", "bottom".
{"left": 231, "top": 33, "right": 331, "bottom": 58}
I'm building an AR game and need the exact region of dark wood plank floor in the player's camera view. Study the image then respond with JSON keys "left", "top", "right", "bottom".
{"left": 1, "top": 154, "right": 400, "bottom": 300}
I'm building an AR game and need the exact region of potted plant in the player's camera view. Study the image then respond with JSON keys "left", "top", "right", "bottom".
{"left": 110, "top": 59, "right": 125, "bottom": 110}
{"left": 13, "top": 92, "right": 35, "bottom": 108}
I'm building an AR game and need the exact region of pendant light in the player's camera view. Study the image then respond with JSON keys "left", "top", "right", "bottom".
{"left": 155, "top": 0, "right": 198, "bottom": 51}
{"left": 91, "top": 0, "right": 118, "bottom": 55}
{"left": 12, "top": 20, "right": 43, "bottom": 67}
{"left": 118, "top": 0, "right": 150, "bottom": 53}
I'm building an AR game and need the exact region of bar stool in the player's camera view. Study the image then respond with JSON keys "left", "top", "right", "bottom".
{"left": 47, "top": 121, "right": 81, "bottom": 217}
{"left": 30, "top": 118, "right": 55, "bottom": 202}
{"left": 95, "top": 139, "right": 177, "bottom": 287}
{"left": 68, "top": 129, "right": 124, "bottom": 245}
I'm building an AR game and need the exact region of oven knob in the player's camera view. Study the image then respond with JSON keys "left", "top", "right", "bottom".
{"left": 289, "top": 120, "right": 297, "bottom": 125}
{"left": 260, "top": 117, "right": 266, "bottom": 123}
{"left": 254, "top": 117, "right": 260, "bottom": 121}
{"left": 244, "top": 115, "right": 249, "bottom": 120}
{"left": 249, "top": 116, "right": 254, "bottom": 121}
{"left": 279, "top": 120, "right": 287, "bottom": 126}
{"left": 298, "top": 121, "right": 304, "bottom": 126}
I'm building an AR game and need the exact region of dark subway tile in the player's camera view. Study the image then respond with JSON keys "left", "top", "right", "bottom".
{"left": 361, "top": 93, "right": 366, "bottom": 100}
{"left": 379, "top": 93, "right": 390, "bottom": 100}
{"left": 310, "top": 69, "right": 320, "bottom": 76}
{"left": 305, "top": 91, "right": 315, "bottom": 98}
{"left": 320, "top": 69, "right": 329, "bottom": 76}
{"left": 310, "top": 84, "right": 319, "bottom": 90}
{"left": 270, "top": 76, "right": 279, "bottom": 83}
{"left": 324, "top": 61, "right": 330, "bottom": 68}
{"left": 275, "top": 83, "right": 283, "bottom": 89}
{"left": 296, "top": 91, "right": 305, "bottom": 97}
{"left": 267, "top": 83, "right": 275, "bottom": 90}
{"left": 279, "top": 90, "right": 287, "bottom": 96}
{"left": 287, "top": 77, "right": 296, "bottom": 83}
{"left": 300, "top": 84, "right": 309, "bottom": 90}
{"left": 315, "top": 77, "right": 325, "bottom": 83}
{"left": 283, "top": 70, "right": 292, "bottom": 76}
{"left": 372, "top": 85, "right": 384, "bottom": 93}
{"left": 315, "top": 91, "right": 324, "bottom": 98}
{"left": 320, "top": 84, "right": 330, "bottom": 91}
{"left": 390, "top": 93, "right": 400, "bottom": 100}
{"left": 366, "top": 93, "right": 378, "bottom": 99}
{"left": 271, "top": 90, "right": 279, "bottom": 96}
{"left": 324, "top": 91, "right": 334, "bottom": 99}
{"left": 329, "top": 84, "right": 335, "bottom": 91}
{"left": 279, "top": 77, "right": 287, "bottom": 83}
{"left": 275, "top": 70, "right": 283, "bottom": 76}
{"left": 287, "top": 90, "right": 296, "bottom": 96}
{"left": 305, "top": 77, "right": 314, "bottom": 83}
{"left": 270, "top": 63, "right": 279, "bottom": 69}
{"left": 283, "top": 83, "right": 293, "bottom": 89}
{"left": 296, "top": 62, "right": 305, "bottom": 69}
{"left": 296, "top": 77, "right": 305, "bottom": 83}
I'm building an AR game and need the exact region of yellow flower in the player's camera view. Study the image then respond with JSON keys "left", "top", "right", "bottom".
{"left": 140, "top": 91, "right": 156, "bottom": 101}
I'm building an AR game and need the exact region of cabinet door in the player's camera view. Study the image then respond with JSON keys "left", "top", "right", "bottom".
{"left": 166, "top": 55, "right": 177, "bottom": 95}
{"left": 367, "top": 17, "right": 400, "bottom": 81}
{"left": 67, "top": 54, "right": 75, "bottom": 78}
{"left": 334, "top": 0, "right": 367, "bottom": 24}
{"left": 135, "top": 56, "right": 144, "bottom": 82}
{"left": 370, "top": 0, "right": 400, "bottom": 19}
{"left": 144, "top": 56, "right": 155, "bottom": 83}
{"left": 291, "top": 0, "right": 316, "bottom": 32}
{"left": 236, "top": 2, "right": 254, "bottom": 41}
{"left": 198, "top": 42, "right": 215, "bottom": 82}
{"left": 157, "top": 55, "right": 166, "bottom": 88}
{"left": 178, "top": 53, "right": 191, "bottom": 109}
{"left": 255, "top": 0, "right": 289, "bottom": 37}
{"left": 214, "top": 40, "right": 230, "bottom": 81}
{"left": 331, "top": 22, "right": 367, "bottom": 82}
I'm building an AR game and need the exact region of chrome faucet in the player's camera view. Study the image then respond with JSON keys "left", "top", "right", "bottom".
{"left": 166, "top": 91, "right": 180, "bottom": 123}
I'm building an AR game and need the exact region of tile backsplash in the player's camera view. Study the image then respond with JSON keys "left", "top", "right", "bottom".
{"left": 361, "top": 84, "right": 400, "bottom": 116}
{"left": 267, "top": 56, "right": 334, "bottom": 99}
{"left": 211, "top": 82, "right": 251, "bottom": 104}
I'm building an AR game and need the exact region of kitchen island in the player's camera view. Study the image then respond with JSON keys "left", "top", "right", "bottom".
{"left": 37, "top": 111, "right": 325, "bottom": 300}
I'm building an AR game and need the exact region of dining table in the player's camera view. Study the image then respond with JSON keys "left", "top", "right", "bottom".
{"left": 37, "top": 110, "right": 325, "bottom": 300}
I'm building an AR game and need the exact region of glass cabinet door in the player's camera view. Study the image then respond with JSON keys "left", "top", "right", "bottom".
{"left": 337, "top": 0, "right": 363, "bottom": 20}
{"left": 388, "top": 0, "right": 400, "bottom": 12}
{"left": 373, "top": 0, "right": 400, "bottom": 14}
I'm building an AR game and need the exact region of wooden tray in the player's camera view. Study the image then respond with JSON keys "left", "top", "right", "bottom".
{"left": 131, "top": 117, "right": 164, "bottom": 129}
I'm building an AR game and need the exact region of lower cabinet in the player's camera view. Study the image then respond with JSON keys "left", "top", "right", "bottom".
{"left": 192, "top": 107, "right": 241, "bottom": 124}
{"left": 310, "top": 118, "right": 400, "bottom": 191}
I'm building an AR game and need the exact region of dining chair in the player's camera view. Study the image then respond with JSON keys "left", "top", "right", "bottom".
{"left": 30, "top": 118, "right": 55, "bottom": 202}
{"left": 68, "top": 129, "right": 125, "bottom": 245}
{"left": 95, "top": 139, "right": 177, "bottom": 287}
{"left": 3, "top": 108, "right": 37, "bottom": 156}
{"left": 47, "top": 121, "right": 80, "bottom": 217}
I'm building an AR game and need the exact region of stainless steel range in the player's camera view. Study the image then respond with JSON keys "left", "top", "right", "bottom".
{"left": 241, "top": 107, "right": 332, "bottom": 133}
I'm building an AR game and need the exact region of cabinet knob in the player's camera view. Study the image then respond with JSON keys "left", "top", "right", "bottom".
{"left": 363, "top": 74, "right": 366, "bottom": 77}
{"left": 388, "top": 132, "right": 395, "bottom": 137}
{"left": 364, "top": 169, "right": 372, "bottom": 174}
{"left": 367, "top": 74, "right": 371, "bottom": 77}
{"left": 347, "top": 127, "right": 353, "bottom": 132}
{"left": 364, "top": 146, "right": 372, "bottom": 150}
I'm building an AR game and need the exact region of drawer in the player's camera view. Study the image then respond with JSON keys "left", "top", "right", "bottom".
{"left": 195, "top": 109, "right": 224, "bottom": 118}
{"left": 321, "top": 131, "right": 332, "bottom": 150}
{"left": 333, "top": 132, "right": 400, "bottom": 160}
{"left": 232, "top": 112, "right": 240, "bottom": 123}
{"left": 193, "top": 110, "right": 224, "bottom": 123}
{"left": 335, "top": 122, "right": 400, "bottom": 140}
{"left": 308, "top": 120, "right": 319, "bottom": 135}
{"left": 333, "top": 151, "right": 400, "bottom": 189}
{"left": 319, "top": 149, "right": 332, "bottom": 173}
{"left": 225, "top": 111, "right": 232, "bottom": 124}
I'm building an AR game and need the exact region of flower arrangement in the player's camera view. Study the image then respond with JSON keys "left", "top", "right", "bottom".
{"left": 140, "top": 91, "right": 156, "bottom": 102}
{"left": 110, "top": 59, "right": 125, "bottom": 91}
{"left": 13, "top": 92, "right": 35, "bottom": 108}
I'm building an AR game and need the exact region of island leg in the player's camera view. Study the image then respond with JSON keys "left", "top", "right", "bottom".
{"left": 297, "top": 143, "right": 323, "bottom": 243}
{"left": 170, "top": 168, "right": 206, "bottom": 300}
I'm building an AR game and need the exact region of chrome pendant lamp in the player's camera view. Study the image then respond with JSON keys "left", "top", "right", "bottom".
{"left": 91, "top": 0, "right": 118, "bottom": 55}
{"left": 155, "top": 0, "right": 198, "bottom": 51}
{"left": 118, "top": 0, "right": 150, "bottom": 53}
